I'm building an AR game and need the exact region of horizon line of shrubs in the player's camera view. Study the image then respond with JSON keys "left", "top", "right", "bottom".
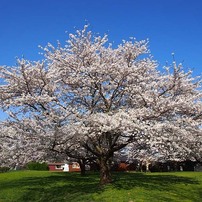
{"left": 26, "top": 161, "right": 49, "bottom": 171}
{"left": 0, "top": 162, "right": 49, "bottom": 173}
{"left": 0, "top": 166, "right": 10, "bottom": 173}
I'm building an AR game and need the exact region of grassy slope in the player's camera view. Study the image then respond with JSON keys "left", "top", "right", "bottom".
{"left": 0, "top": 171, "right": 201, "bottom": 202}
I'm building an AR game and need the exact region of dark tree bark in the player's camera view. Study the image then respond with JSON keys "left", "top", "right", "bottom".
{"left": 98, "top": 156, "right": 112, "bottom": 185}
{"left": 83, "top": 132, "right": 134, "bottom": 185}
{"left": 78, "top": 159, "right": 86, "bottom": 176}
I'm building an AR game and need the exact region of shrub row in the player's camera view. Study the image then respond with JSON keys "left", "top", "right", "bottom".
{"left": 0, "top": 167, "right": 10, "bottom": 173}
{"left": 26, "top": 162, "right": 49, "bottom": 171}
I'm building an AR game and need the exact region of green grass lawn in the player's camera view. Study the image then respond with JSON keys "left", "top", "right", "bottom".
{"left": 0, "top": 171, "right": 201, "bottom": 202}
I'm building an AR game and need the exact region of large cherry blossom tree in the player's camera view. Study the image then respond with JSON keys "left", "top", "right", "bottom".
{"left": 0, "top": 25, "right": 201, "bottom": 184}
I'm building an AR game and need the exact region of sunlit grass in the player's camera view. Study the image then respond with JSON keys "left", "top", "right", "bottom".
{"left": 0, "top": 171, "right": 201, "bottom": 202}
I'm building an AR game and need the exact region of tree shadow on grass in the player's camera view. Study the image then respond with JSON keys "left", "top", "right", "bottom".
{"left": 0, "top": 172, "right": 201, "bottom": 202}
{"left": 113, "top": 172, "right": 199, "bottom": 190}
{"left": 112, "top": 172, "right": 201, "bottom": 201}
{"left": 0, "top": 172, "right": 102, "bottom": 202}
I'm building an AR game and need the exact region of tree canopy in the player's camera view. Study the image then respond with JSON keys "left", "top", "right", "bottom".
{"left": 0, "top": 25, "right": 202, "bottom": 184}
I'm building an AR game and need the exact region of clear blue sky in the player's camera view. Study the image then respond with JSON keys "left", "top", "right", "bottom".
{"left": 0, "top": 0, "right": 202, "bottom": 120}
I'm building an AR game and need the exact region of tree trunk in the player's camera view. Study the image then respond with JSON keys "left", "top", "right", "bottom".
{"left": 98, "top": 157, "right": 112, "bottom": 185}
{"left": 78, "top": 159, "right": 86, "bottom": 176}
{"left": 139, "top": 161, "right": 143, "bottom": 172}
{"left": 145, "top": 160, "right": 150, "bottom": 172}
